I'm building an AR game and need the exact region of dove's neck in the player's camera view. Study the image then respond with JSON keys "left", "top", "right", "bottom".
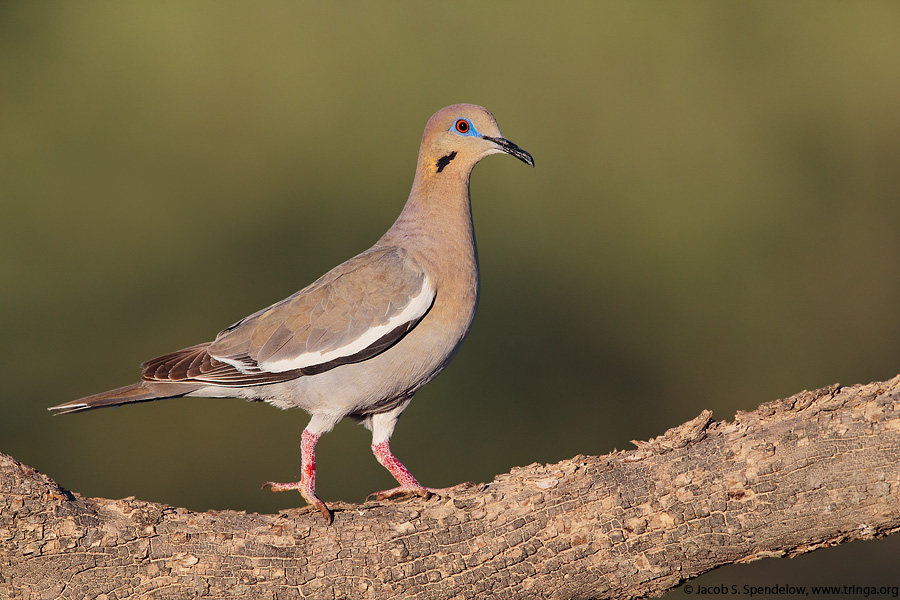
{"left": 378, "top": 163, "right": 478, "bottom": 279}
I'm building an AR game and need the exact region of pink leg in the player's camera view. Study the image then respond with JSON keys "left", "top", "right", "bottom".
{"left": 263, "top": 430, "right": 332, "bottom": 524}
{"left": 367, "top": 440, "right": 472, "bottom": 501}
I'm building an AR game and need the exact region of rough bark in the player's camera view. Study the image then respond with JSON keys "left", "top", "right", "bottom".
{"left": 2, "top": 375, "right": 900, "bottom": 599}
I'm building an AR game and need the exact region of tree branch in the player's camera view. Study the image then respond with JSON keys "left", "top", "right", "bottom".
{"left": 3, "top": 375, "right": 900, "bottom": 599}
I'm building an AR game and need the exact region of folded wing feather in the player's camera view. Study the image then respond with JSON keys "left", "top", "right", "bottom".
{"left": 140, "top": 247, "right": 434, "bottom": 387}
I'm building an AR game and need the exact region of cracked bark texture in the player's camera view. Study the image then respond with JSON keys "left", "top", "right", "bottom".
{"left": 3, "top": 375, "right": 900, "bottom": 599}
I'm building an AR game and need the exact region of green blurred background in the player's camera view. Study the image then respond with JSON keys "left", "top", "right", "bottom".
{"left": 2, "top": 2, "right": 899, "bottom": 595}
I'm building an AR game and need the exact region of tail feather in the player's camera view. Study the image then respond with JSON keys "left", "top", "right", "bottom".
{"left": 48, "top": 382, "right": 199, "bottom": 415}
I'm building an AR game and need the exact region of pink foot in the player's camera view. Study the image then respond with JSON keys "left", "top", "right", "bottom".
{"left": 263, "top": 480, "right": 332, "bottom": 523}
{"left": 367, "top": 440, "right": 473, "bottom": 502}
{"left": 263, "top": 430, "right": 332, "bottom": 524}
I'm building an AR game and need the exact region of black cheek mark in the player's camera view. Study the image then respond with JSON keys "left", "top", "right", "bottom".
{"left": 435, "top": 151, "right": 457, "bottom": 173}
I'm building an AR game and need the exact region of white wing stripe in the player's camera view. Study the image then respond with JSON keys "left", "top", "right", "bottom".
{"left": 215, "top": 355, "right": 260, "bottom": 374}
{"left": 254, "top": 276, "right": 435, "bottom": 373}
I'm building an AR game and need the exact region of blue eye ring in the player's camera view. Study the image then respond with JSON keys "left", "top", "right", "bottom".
{"left": 451, "top": 118, "right": 479, "bottom": 137}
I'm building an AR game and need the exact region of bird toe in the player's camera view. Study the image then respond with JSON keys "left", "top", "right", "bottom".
{"left": 263, "top": 480, "right": 333, "bottom": 524}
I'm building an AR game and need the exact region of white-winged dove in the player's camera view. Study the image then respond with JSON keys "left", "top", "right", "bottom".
{"left": 49, "top": 104, "right": 534, "bottom": 523}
